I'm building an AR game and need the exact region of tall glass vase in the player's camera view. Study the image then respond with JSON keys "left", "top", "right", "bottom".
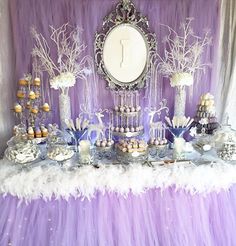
{"left": 59, "top": 93, "right": 71, "bottom": 129}
{"left": 174, "top": 86, "right": 186, "bottom": 117}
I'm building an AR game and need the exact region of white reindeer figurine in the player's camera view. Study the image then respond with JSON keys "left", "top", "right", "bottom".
{"left": 149, "top": 111, "right": 164, "bottom": 139}
{"left": 87, "top": 112, "right": 105, "bottom": 141}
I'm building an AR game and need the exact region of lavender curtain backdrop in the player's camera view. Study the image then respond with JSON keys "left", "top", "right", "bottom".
{"left": 1, "top": 186, "right": 236, "bottom": 246}
{"left": 0, "top": 0, "right": 15, "bottom": 156}
{"left": 9, "top": 0, "right": 220, "bottom": 126}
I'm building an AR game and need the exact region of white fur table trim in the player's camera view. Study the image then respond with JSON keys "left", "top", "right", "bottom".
{"left": 0, "top": 158, "right": 236, "bottom": 200}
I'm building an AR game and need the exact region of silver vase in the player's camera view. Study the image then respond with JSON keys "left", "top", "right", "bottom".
{"left": 59, "top": 93, "right": 71, "bottom": 129}
{"left": 174, "top": 86, "right": 186, "bottom": 117}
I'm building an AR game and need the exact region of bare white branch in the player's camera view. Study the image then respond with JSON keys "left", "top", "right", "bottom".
{"left": 157, "top": 18, "right": 212, "bottom": 77}
{"left": 31, "top": 24, "right": 88, "bottom": 91}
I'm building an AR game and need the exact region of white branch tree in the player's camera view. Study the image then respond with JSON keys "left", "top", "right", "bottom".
{"left": 157, "top": 18, "right": 212, "bottom": 77}
{"left": 31, "top": 23, "right": 89, "bottom": 95}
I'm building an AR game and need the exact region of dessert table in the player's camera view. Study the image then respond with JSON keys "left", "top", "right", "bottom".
{"left": 0, "top": 157, "right": 236, "bottom": 246}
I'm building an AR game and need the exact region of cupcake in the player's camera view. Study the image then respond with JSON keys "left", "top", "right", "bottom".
{"left": 35, "top": 128, "right": 42, "bottom": 138}
{"left": 26, "top": 101, "right": 31, "bottom": 109}
{"left": 33, "top": 78, "right": 41, "bottom": 86}
{"left": 28, "top": 127, "right": 34, "bottom": 139}
{"left": 18, "top": 79, "right": 27, "bottom": 86}
{"left": 31, "top": 106, "right": 39, "bottom": 114}
{"left": 14, "top": 103, "right": 22, "bottom": 113}
{"left": 28, "top": 91, "right": 36, "bottom": 100}
{"left": 35, "top": 91, "right": 40, "bottom": 99}
{"left": 42, "top": 128, "right": 48, "bottom": 137}
{"left": 42, "top": 103, "right": 50, "bottom": 112}
{"left": 17, "top": 90, "right": 25, "bottom": 99}
{"left": 133, "top": 143, "right": 138, "bottom": 149}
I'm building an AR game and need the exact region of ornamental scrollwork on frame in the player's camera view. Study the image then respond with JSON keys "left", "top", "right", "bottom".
{"left": 94, "top": 0, "right": 157, "bottom": 90}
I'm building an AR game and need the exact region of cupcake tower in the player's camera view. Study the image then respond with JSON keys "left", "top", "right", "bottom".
{"left": 194, "top": 93, "right": 219, "bottom": 134}
{"left": 14, "top": 74, "right": 51, "bottom": 139}
{"left": 112, "top": 91, "right": 144, "bottom": 137}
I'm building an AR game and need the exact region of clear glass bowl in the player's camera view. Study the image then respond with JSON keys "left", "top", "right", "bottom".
{"left": 47, "top": 144, "right": 74, "bottom": 165}
{"left": 148, "top": 144, "right": 169, "bottom": 159}
{"left": 4, "top": 124, "right": 40, "bottom": 164}
{"left": 213, "top": 124, "right": 236, "bottom": 161}
{"left": 5, "top": 141, "right": 40, "bottom": 164}
{"left": 116, "top": 148, "right": 148, "bottom": 164}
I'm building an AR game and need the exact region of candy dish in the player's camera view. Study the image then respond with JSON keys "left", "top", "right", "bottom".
{"left": 47, "top": 145, "right": 74, "bottom": 165}
{"left": 5, "top": 125, "right": 41, "bottom": 164}
{"left": 116, "top": 148, "right": 148, "bottom": 164}
{"left": 116, "top": 139, "right": 148, "bottom": 164}
{"left": 217, "top": 142, "right": 236, "bottom": 161}
{"left": 94, "top": 139, "right": 115, "bottom": 160}
{"left": 5, "top": 142, "right": 40, "bottom": 164}
{"left": 148, "top": 140, "right": 169, "bottom": 159}
{"left": 213, "top": 124, "right": 236, "bottom": 161}
{"left": 192, "top": 133, "right": 212, "bottom": 154}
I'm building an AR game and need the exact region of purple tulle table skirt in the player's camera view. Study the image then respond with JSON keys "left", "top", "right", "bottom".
{"left": 1, "top": 186, "right": 236, "bottom": 246}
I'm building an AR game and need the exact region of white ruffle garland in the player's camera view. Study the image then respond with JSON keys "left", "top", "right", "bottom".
{"left": 50, "top": 72, "right": 76, "bottom": 90}
{"left": 0, "top": 158, "right": 236, "bottom": 201}
{"left": 170, "top": 73, "right": 193, "bottom": 87}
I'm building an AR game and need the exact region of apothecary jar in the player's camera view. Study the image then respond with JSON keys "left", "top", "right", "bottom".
{"left": 213, "top": 124, "right": 236, "bottom": 161}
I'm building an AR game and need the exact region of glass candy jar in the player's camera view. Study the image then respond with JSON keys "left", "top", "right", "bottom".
{"left": 192, "top": 129, "right": 212, "bottom": 154}
{"left": 4, "top": 124, "right": 40, "bottom": 164}
{"left": 213, "top": 124, "right": 236, "bottom": 161}
{"left": 46, "top": 125, "right": 74, "bottom": 165}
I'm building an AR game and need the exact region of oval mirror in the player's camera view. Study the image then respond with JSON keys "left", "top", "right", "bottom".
{"left": 95, "top": 0, "right": 156, "bottom": 90}
{"left": 103, "top": 24, "right": 148, "bottom": 84}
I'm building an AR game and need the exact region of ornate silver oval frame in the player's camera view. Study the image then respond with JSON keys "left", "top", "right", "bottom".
{"left": 94, "top": 0, "right": 157, "bottom": 90}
